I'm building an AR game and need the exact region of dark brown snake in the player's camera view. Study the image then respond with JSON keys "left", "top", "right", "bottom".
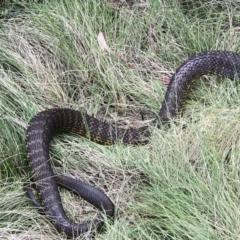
{"left": 24, "top": 51, "right": 240, "bottom": 237}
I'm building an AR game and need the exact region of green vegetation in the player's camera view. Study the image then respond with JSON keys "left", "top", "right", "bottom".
{"left": 1, "top": 0, "right": 240, "bottom": 239}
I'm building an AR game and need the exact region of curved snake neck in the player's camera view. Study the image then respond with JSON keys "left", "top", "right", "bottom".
{"left": 26, "top": 50, "right": 240, "bottom": 237}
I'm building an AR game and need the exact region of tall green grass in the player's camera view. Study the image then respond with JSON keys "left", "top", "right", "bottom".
{"left": 1, "top": 0, "right": 240, "bottom": 239}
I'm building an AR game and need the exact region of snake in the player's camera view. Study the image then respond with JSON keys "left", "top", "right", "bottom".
{"left": 24, "top": 50, "right": 240, "bottom": 237}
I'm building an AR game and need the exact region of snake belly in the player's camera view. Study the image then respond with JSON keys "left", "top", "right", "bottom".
{"left": 26, "top": 50, "right": 240, "bottom": 237}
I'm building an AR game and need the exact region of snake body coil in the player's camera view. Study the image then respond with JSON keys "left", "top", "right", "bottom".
{"left": 26, "top": 51, "right": 240, "bottom": 237}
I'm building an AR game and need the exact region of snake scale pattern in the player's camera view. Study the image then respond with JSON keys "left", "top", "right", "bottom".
{"left": 25, "top": 51, "right": 240, "bottom": 237}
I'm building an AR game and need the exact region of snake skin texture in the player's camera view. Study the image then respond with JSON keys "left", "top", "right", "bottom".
{"left": 25, "top": 50, "right": 240, "bottom": 237}
{"left": 23, "top": 175, "right": 115, "bottom": 217}
{"left": 160, "top": 51, "right": 240, "bottom": 122}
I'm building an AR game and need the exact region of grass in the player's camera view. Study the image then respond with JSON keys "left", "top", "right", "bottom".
{"left": 1, "top": 0, "right": 240, "bottom": 239}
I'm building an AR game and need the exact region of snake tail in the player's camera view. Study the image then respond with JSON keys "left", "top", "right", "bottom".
{"left": 23, "top": 174, "right": 115, "bottom": 217}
